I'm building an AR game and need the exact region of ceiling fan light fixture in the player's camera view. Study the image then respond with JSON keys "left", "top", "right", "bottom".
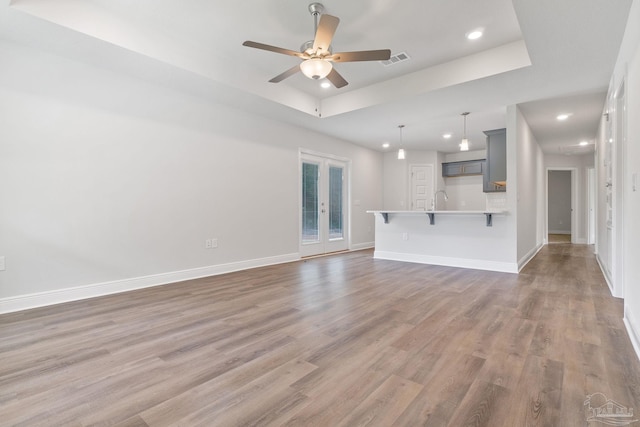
{"left": 300, "top": 58, "right": 332, "bottom": 80}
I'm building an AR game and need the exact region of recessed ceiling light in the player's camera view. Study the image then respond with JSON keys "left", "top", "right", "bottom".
{"left": 382, "top": 142, "right": 390, "bottom": 148}
{"left": 466, "top": 30, "right": 483, "bottom": 40}
{"left": 320, "top": 81, "right": 331, "bottom": 89}
{"left": 579, "top": 141, "right": 589, "bottom": 146}
{"left": 442, "top": 133, "right": 452, "bottom": 139}
{"left": 557, "top": 113, "right": 570, "bottom": 121}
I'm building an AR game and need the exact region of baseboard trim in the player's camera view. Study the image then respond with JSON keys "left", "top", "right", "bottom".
{"left": 595, "top": 254, "right": 615, "bottom": 296}
{"left": 0, "top": 253, "right": 300, "bottom": 314}
{"left": 518, "top": 243, "right": 544, "bottom": 272}
{"left": 624, "top": 306, "right": 640, "bottom": 362}
{"left": 351, "top": 241, "right": 375, "bottom": 251}
{"left": 373, "top": 250, "right": 518, "bottom": 274}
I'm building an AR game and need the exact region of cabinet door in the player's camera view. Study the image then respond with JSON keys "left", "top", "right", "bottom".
{"left": 462, "top": 161, "right": 483, "bottom": 175}
{"left": 443, "top": 163, "right": 463, "bottom": 177}
{"left": 443, "top": 160, "right": 484, "bottom": 177}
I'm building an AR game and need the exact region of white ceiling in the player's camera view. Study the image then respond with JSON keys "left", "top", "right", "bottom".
{"left": 0, "top": 0, "right": 633, "bottom": 154}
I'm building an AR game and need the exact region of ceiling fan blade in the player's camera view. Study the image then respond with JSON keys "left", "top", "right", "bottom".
{"left": 328, "top": 49, "right": 391, "bottom": 62}
{"left": 243, "top": 41, "right": 304, "bottom": 58}
{"left": 312, "top": 14, "right": 340, "bottom": 54}
{"left": 269, "top": 64, "right": 301, "bottom": 83}
{"left": 326, "top": 68, "right": 348, "bottom": 88}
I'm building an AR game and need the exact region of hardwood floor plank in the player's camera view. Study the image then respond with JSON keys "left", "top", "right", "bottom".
{"left": 392, "top": 351, "right": 486, "bottom": 426}
{"left": 444, "top": 380, "right": 510, "bottom": 427}
{"left": 0, "top": 245, "right": 638, "bottom": 426}
{"left": 503, "top": 355, "right": 564, "bottom": 425}
{"left": 336, "top": 374, "right": 423, "bottom": 427}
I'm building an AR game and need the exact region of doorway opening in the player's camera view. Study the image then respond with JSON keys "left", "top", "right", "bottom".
{"left": 547, "top": 168, "right": 576, "bottom": 244}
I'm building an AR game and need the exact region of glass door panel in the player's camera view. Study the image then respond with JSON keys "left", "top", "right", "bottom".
{"left": 328, "top": 165, "right": 343, "bottom": 240}
{"left": 300, "top": 153, "right": 349, "bottom": 257}
{"left": 302, "top": 162, "right": 320, "bottom": 244}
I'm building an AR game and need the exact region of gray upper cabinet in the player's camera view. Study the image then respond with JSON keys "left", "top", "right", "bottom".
{"left": 442, "top": 159, "right": 485, "bottom": 177}
{"left": 483, "top": 128, "right": 507, "bottom": 192}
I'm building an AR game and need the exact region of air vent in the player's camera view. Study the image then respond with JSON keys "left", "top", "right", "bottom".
{"left": 381, "top": 51, "right": 410, "bottom": 66}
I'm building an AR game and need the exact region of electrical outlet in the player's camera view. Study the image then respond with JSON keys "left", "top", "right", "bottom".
{"left": 402, "top": 233, "right": 409, "bottom": 241}
{"left": 205, "top": 239, "right": 212, "bottom": 249}
{"left": 0, "top": 256, "right": 4, "bottom": 271}
{"left": 211, "top": 238, "right": 218, "bottom": 248}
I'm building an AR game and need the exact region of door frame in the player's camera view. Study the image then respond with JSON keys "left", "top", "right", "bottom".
{"left": 587, "top": 167, "right": 596, "bottom": 245}
{"left": 545, "top": 167, "right": 577, "bottom": 244}
{"left": 299, "top": 149, "right": 351, "bottom": 257}
{"left": 611, "top": 78, "right": 626, "bottom": 298}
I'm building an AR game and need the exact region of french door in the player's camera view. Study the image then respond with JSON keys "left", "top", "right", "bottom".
{"left": 300, "top": 152, "right": 349, "bottom": 257}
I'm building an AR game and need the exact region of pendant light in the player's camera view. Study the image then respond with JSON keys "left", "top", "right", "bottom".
{"left": 459, "top": 112, "right": 470, "bottom": 151}
{"left": 397, "top": 125, "right": 406, "bottom": 159}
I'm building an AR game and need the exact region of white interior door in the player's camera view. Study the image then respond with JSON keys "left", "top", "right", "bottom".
{"left": 300, "top": 153, "right": 349, "bottom": 257}
{"left": 410, "top": 164, "right": 434, "bottom": 210}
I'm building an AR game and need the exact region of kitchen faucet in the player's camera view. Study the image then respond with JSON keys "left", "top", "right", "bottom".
{"left": 431, "top": 189, "right": 448, "bottom": 211}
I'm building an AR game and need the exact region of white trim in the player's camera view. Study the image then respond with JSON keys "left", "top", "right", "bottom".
{"left": 0, "top": 253, "right": 300, "bottom": 314}
{"left": 624, "top": 305, "right": 640, "bottom": 362}
{"left": 518, "top": 242, "right": 544, "bottom": 271}
{"left": 351, "top": 241, "right": 375, "bottom": 251}
{"left": 373, "top": 250, "right": 518, "bottom": 273}
{"left": 596, "top": 253, "right": 615, "bottom": 295}
{"left": 546, "top": 167, "right": 578, "bottom": 244}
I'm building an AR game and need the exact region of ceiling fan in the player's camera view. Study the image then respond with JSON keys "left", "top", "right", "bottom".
{"left": 242, "top": 3, "right": 391, "bottom": 88}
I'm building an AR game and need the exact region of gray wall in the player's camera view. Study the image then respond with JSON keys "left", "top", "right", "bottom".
{"left": 548, "top": 170, "right": 572, "bottom": 234}
{"left": 0, "top": 39, "right": 383, "bottom": 308}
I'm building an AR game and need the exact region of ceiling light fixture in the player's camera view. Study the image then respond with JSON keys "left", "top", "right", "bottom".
{"left": 397, "top": 125, "right": 406, "bottom": 160}
{"left": 459, "top": 112, "right": 470, "bottom": 151}
{"left": 466, "top": 30, "right": 483, "bottom": 40}
{"left": 382, "top": 142, "right": 390, "bottom": 148}
{"left": 579, "top": 140, "right": 589, "bottom": 146}
{"left": 300, "top": 58, "right": 333, "bottom": 80}
{"left": 442, "top": 133, "right": 452, "bottom": 139}
{"left": 557, "top": 113, "right": 570, "bottom": 121}
{"left": 320, "top": 80, "right": 331, "bottom": 89}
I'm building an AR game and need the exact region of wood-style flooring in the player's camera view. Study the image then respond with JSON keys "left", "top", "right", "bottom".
{"left": 548, "top": 234, "right": 571, "bottom": 244}
{"left": 1, "top": 244, "right": 639, "bottom": 426}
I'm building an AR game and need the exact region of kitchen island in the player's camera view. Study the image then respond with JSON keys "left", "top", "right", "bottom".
{"left": 367, "top": 210, "right": 516, "bottom": 273}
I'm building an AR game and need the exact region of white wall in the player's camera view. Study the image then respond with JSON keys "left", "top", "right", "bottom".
{"left": 0, "top": 40, "right": 383, "bottom": 311}
{"left": 608, "top": 0, "right": 640, "bottom": 358}
{"left": 382, "top": 150, "right": 442, "bottom": 210}
{"left": 512, "top": 105, "right": 545, "bottom": 268}
{"left": 443, "top": 150, "right": 486, "bottom": 210}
